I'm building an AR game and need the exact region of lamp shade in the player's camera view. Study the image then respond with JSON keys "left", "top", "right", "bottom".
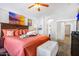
{"left": 77, "top": 12, "right": 79, "bottom": 20}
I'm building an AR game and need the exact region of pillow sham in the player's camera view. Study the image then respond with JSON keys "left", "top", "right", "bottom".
{"left": 2, "top": 29, "right": 29, "bottom": 37}
{"left": 2, "top": 29, "right": 15, "bottom": 37}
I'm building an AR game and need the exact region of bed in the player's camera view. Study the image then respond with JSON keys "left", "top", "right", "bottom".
{"left": 4, "top": 35, "right": 49, "bottom": 56}
{"left": 0, "top": 23, "right": 49, "bottom": 56}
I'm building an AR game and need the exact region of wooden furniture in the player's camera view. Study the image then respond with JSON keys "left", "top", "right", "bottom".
{"left": 71, "top": 31, "right": 79, "bottom": 56}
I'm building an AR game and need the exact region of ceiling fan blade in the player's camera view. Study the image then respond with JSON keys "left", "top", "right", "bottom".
{"left": 28, "top": 4, "right": 35, "bottom": 9}
{"left": 39, "top": 3, "right": 49, "bottom": 7}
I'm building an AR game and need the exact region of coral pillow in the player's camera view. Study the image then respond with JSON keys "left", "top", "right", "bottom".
{"left": 22, "top": 29, "right": 28, "bottom": 34}
{"left": 14, "top": 29, "right": 19, "bottom": 37}
{"left": 14, "top": 29, "right": 28, "bottom": 37}
{"left": 19, "top": 29, "right": 23, "bottom": 35}
{"left": 2, "top": 29, "right": 15, "bottom": 37}
{"left": 25, "top": 29, "right": 29, "bottom": 33}
{"left": 22, "top": 30, "right": 26, "bottom": 34}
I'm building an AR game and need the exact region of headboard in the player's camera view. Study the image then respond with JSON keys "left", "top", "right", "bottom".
{"left": 0, "top": 22, "right": 28, "bottom": 37}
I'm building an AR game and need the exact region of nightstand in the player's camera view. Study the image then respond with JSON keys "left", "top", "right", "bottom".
{"left": 0, "top": 37, "right": 4, "bottom": 48}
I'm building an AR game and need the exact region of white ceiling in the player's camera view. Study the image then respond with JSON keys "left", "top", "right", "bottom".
{"left": 0, "top": 3, "right": 79, "bottom": 19}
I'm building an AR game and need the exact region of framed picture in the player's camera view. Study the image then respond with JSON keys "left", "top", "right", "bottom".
{"left": 9, "top": 12, "right": 25, "bottom": 25}
{"left": 28, "top": 19, "right": 32, "bottom": 26}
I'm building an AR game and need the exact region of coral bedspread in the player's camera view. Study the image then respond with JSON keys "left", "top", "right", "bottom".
{"left": 4, "top": 35, "right": 49, "bottom": 56}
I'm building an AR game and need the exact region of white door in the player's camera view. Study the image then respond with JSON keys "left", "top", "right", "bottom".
{"left": 47, "top": 20, "right": 57, "bottom": 40}
{"left": 57, "top": 22, "right": 65, "bottom": 40}
{"left": 65, "top": 25, "right": 71, "bottom": 36}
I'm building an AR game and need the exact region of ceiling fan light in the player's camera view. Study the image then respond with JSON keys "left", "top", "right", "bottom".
{"left": 28, "top": 3, "right": 49, "bottom": 12}
{"left": 35, "top": 3, "right": 40, "bottom": 7}
{"left": 38, "top": 8, "right": 40, "bottom": 11}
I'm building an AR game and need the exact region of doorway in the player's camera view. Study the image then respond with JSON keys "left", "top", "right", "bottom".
{"left": 58, "top": 24, "right": 71, "bottom": 56}
{"left": 64, "top": 24, "right": 71, "bottom": 55}
{"left": 65, "top": 25, "right": 71, "bottom": 36}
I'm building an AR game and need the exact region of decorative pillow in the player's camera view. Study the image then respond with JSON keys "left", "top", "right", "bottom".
{"left": 19, "top": 29, "right": 23, "bottom": 35}
{"left": 19, "top": 30, "right": 36, "bottom": 39}
{"left": 26, "top": 31, "right": 37, "bottom": 36}
{"left": 22, "top": 29, "right": 29, "bottom": 34}
{"left": 14, "top": 29, "right": 19, "bottom": 37}
{"left": 2, "top": 29, "right": 15, "bottom": 37}
{"left": 22, "top": 29, "right": 26, "bottom": 34}
{"left": 2, "top": 29, "right": 29, "bottom": 37}
{"left": 19, "top": 34, "right": 29, "bottom": 39}
{"left": 14, "top": 29, "right": 29, "bottom": 37}
{"left": 25, "top": 29, "right": 29, "bottom": 33}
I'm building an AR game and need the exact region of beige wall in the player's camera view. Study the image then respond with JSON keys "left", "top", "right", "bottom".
{"left": 0, "top": 8, "right": 9, "bottom": 23}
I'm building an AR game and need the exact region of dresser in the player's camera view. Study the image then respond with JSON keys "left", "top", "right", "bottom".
{"left": 71, "top": 31, "right": 79, "bottom": 56}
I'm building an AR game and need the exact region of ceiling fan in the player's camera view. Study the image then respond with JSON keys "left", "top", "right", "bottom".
{"left": 28, "top": 3, "right": 49, "bottom": 11}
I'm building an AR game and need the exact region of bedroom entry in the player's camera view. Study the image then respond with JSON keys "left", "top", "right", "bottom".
{"left": 65, "top": 25, "right": 71, "bottom": 36}
{"left": 58, "top": 24, "right": 71, "bottom": 56}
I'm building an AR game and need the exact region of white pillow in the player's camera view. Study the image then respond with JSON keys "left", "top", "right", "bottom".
{"left": 26, "top": 31, "right": 37, "bottom": 36}
{"left": 6, "top": 30, "right": 14, "bottom": 36}
{"left": 19, "top": 31, "right": 37, "bottom": 39}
